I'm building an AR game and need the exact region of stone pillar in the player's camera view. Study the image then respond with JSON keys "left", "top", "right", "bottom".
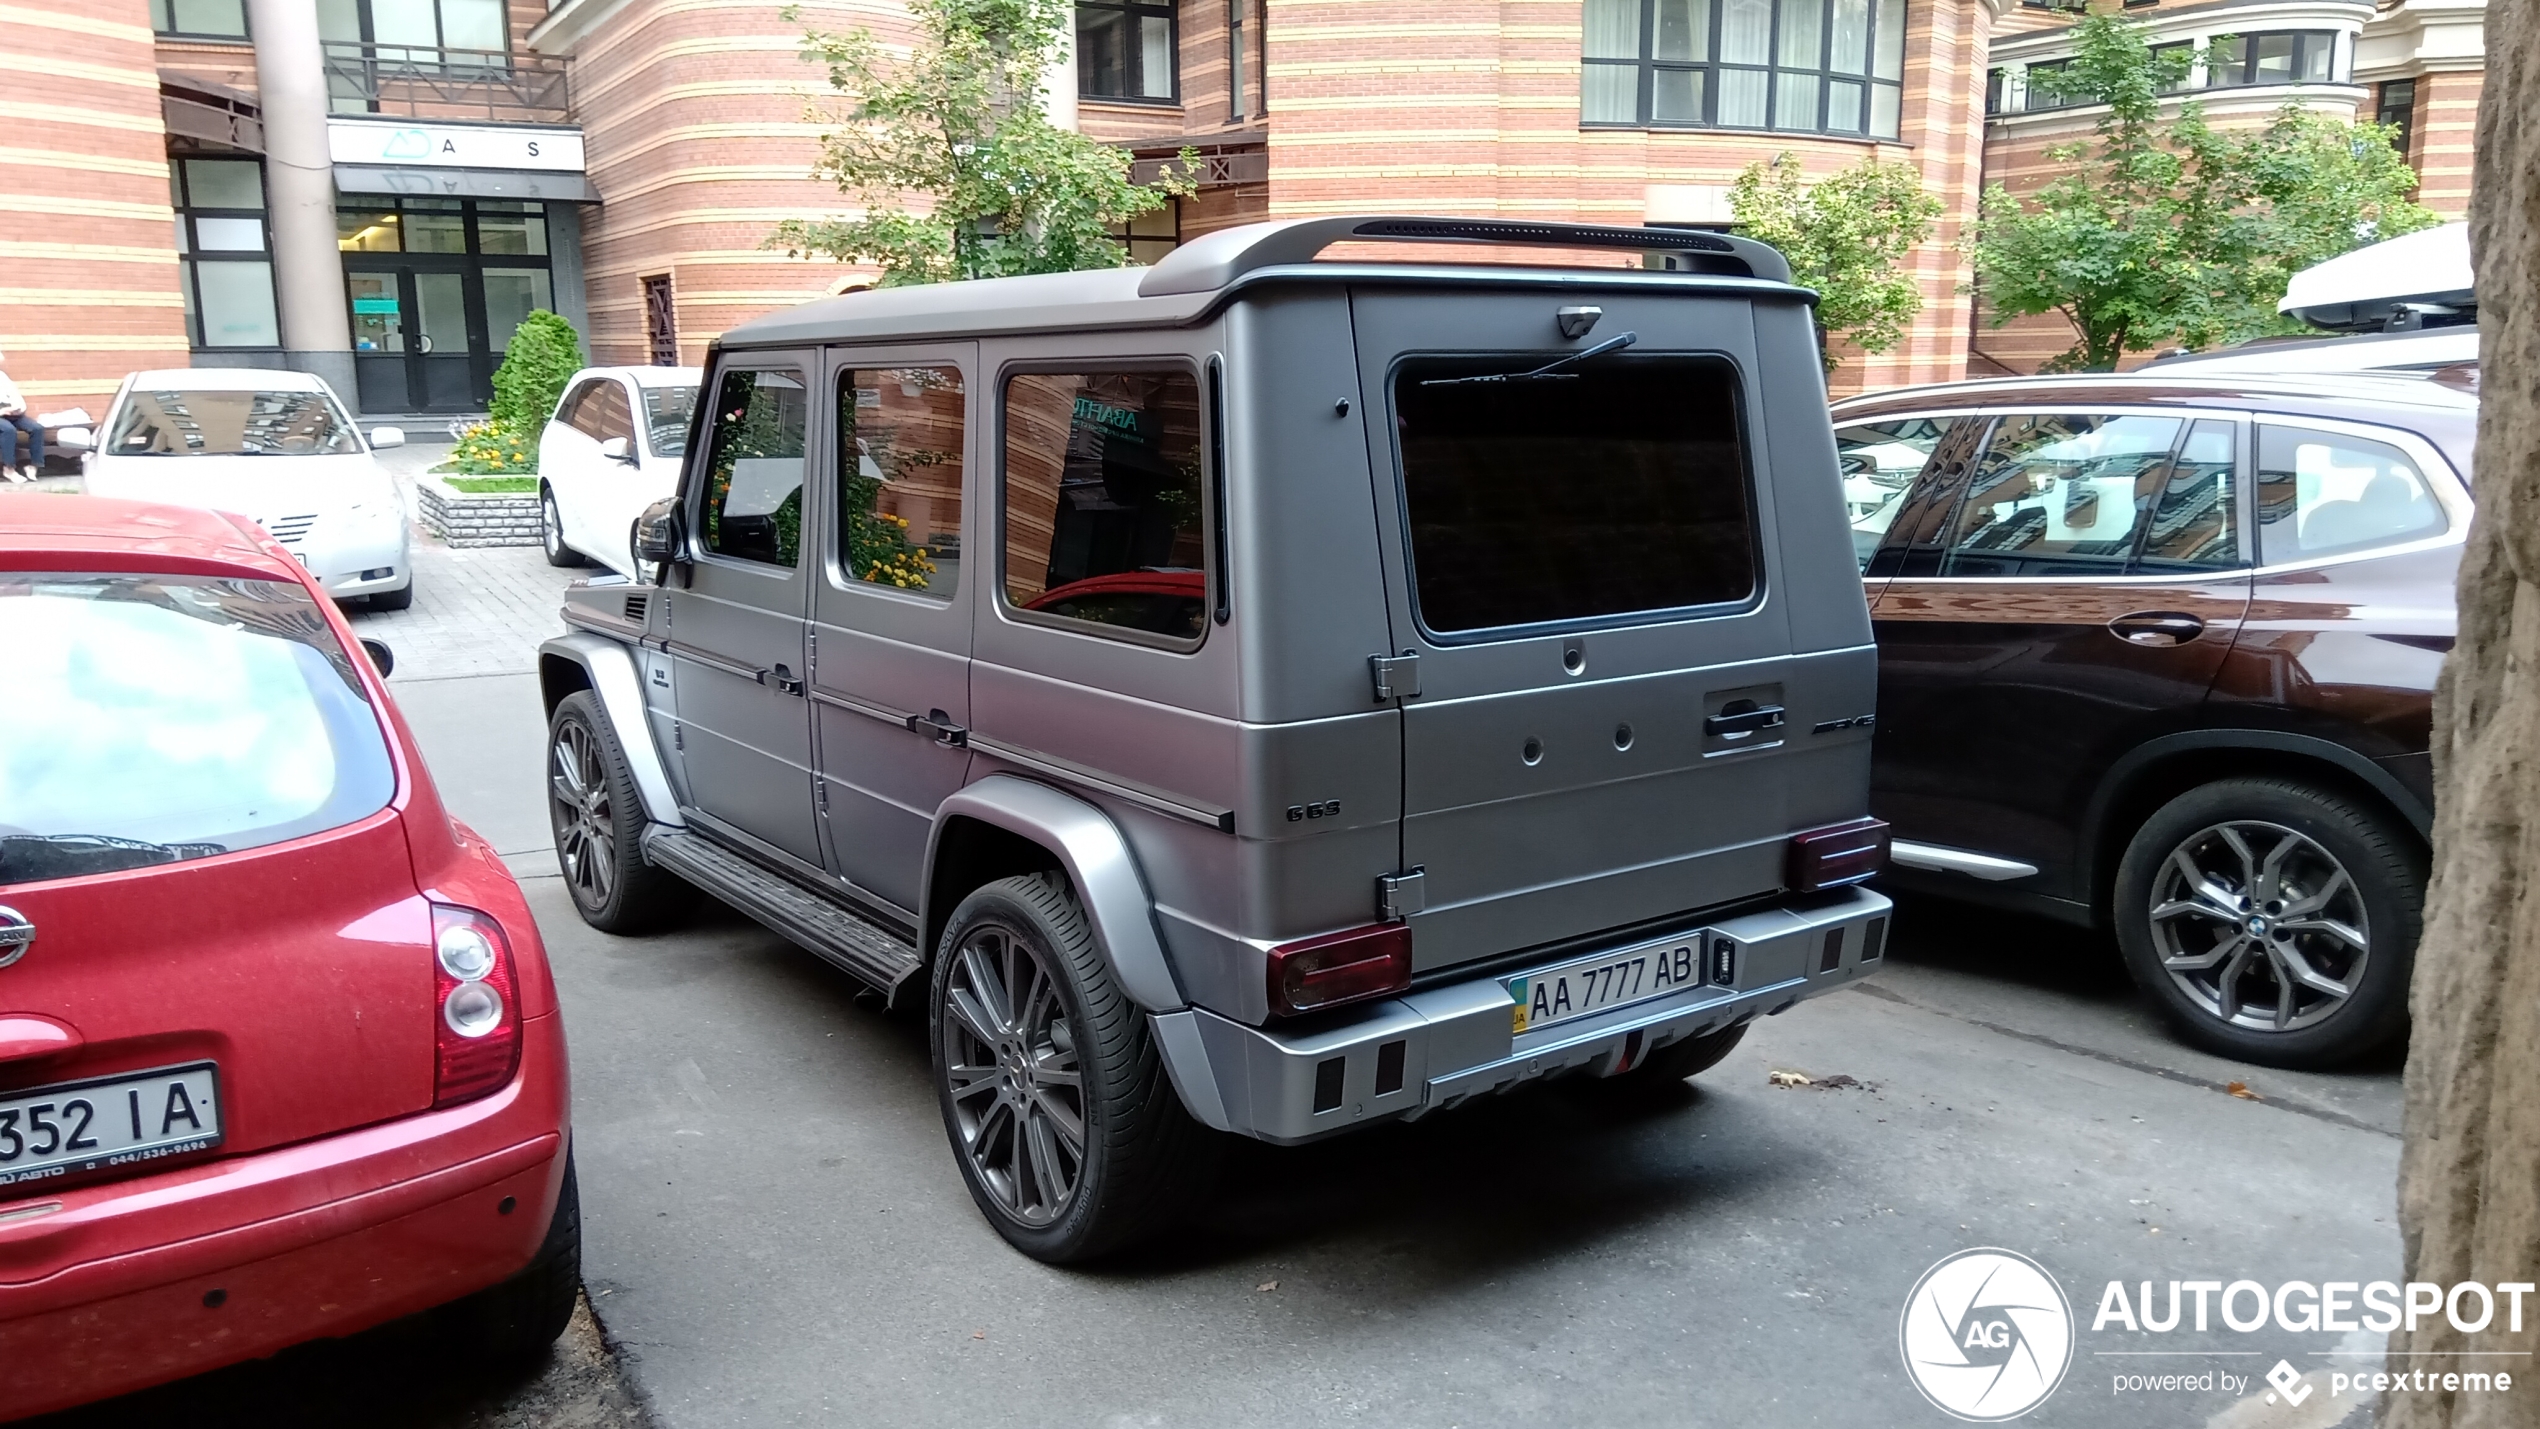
{"left": 246, "top": 0, "right": 358, "bottom": 412}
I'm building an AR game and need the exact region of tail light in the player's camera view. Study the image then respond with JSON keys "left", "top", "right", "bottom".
{"left": 1788, "top": 817, "right": 1890, "bottom": 893}
{"left": 432, "top": 903, "right": 522, "bottom": 1107}
{"left": 1266, "top": 922, "right": 1413, "bottom": 1017}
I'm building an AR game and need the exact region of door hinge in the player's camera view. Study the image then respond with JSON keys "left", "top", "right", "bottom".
{"left": 815, "top": 777, "right": 830, "bottom": 813}
{"left": 1369, "top": 651, "right": 1421, "bottom": 703}
{"left": 1377, "top": 867, "right": 1427, "bottom": 922}
{"left": 672, "top": 721, "right": 684, "bottom": 751}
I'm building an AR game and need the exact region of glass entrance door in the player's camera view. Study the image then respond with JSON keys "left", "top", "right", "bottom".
{"left": 347, "top": 267, "right": 478, "bottom": 414}
{"left": 340, "top": 198, "right": 559, "bottom": 415}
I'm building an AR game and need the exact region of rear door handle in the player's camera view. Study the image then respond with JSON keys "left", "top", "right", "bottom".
{"left": 2106, "top": 611, "right": 2207, "bottom": 648}
{"left": 907, "top": 709, "right": 969, "bottom": 748}
{"left": 759, "top": 663, "right": 805, "bottom": 696}
{"left": 1704, "top": 702, "right": 1786, "bottom": 738}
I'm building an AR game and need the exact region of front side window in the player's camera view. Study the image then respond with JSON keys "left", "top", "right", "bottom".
{"left": 1941, "top": 414, "right": 2185, "bottom": 576}
{"left": 1079, "top": 0, "right": 1176, "bottom": 100}
{"left": 839, "top": 367, "right": 963, "bottom": 596}
{"left": 1582, "top": 0, "right": 1905, "bottom": 139}
{"left": 2255, "top": 425, "right": 2444, "bottom": 562}
{"left": 1394, "top": 355, "right": 1756, "bottom": 635}
{"left": 109, "top": 387, "right": 359, "bottom": 457}
{"left": 699, "top": 368, "right": 808, "bottom": 569}
{"left": 1002, "top": 370, "right": 1207, "bottom": 643}
{"left": 2135, "top": 419, "right": 2241, "bottom": 571}
{"left": 1839, "top": 417, "right": 1960, "bottom": 568}
{"left": 0, "top": 573, "right": 395, "bottom": 886}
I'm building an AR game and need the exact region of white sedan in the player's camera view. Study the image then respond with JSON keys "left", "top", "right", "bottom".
{"left": 537, "top": 366, "right": 699, "bottom": 579}
{"left": 74, "top": 368, "right": 415, "bottom": 608}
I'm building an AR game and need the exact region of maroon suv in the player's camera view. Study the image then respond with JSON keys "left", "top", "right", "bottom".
{"left": 1833, "top": 372, "right": 2472, "bottom": 1067}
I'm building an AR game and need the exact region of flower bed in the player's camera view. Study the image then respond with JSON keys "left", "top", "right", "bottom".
{"left": 416, "top": 472, "right": 542, "bottom": 548}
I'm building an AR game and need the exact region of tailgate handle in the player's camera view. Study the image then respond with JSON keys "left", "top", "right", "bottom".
{"left": 2107, "top": 611, "right": 2206, "bottom": 647}
{"left": 1705, "top": 701, "right": 1786, "bottom": 739}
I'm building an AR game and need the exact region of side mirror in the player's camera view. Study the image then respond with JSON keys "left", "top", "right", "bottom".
{"left": 369, "top": 426, "right": 406, "bottom": 450}
{"left": 359, "top": 638, "right": 395, "bottom": 677}
{"left": 52, "top": 426, "right": 93, "bottom": 454}
{"left": 598, "top": 435, "right": 635, "bottom": 464}
{"left": 632, "top": 498, "right": 683, "bottom": 571}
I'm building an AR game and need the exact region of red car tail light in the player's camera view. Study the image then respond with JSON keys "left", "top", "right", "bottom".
{"left": 431, "top": 903, "right": 522, "bottom": 1107}
{"left": 1266, "top": 922, "right": 1413, "bottom": 1017}
{"left": 1788, "top": 817, "right": 1891, "bottom": 893}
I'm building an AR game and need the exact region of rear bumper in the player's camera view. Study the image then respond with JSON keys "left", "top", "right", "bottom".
{"left": 1154, "top": 886, "right": 1891, "bottom": 1145}
{"left": 0, "top": 1013, "right": 567, "bottom": 1422}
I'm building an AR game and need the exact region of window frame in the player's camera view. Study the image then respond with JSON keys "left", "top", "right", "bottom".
{"left": 1076, "top": 0, "right": 1181, "bottom": 105}
{"left": 1579, "top": 0, "right": 1907, "bottom": 141}
{"left": 992, "top": 358, "right": 1217, "bottom": 654}
{"left": 828, "top": 359, "right": 970, "bottom": 607}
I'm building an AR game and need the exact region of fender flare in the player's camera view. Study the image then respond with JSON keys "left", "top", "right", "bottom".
{"left": 925, "top": 776, "right": 1186, "bottom": 1014}
{"left": 2079, "top": 728, "right": 2433, "bottom": 884}
{"left": 537, "top": 632, "right": 684, "bottom": 828}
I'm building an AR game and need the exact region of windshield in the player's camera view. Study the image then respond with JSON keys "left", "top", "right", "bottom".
{"left": 107, "top": 387, "right": 361, "bottom": 457}
{"left": 643, "top": 384, "right": 698, "bottom": 457}
{"left": 0, "top": 573, "right": 396, "bottom": 885}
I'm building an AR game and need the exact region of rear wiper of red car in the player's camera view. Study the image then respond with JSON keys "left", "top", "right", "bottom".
{"left": 1421, "top": 331, "right": 1639, "bottom": 386}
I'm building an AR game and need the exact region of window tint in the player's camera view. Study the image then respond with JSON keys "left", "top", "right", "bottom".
{"left": 2135, "top": 419, "right": 2241, "bottom": 571}
{"left": 1394, "top": 355, "right": 1755, "bottom": 634}
{"left": 1942, "top": 414, "right": 2183, "bottom": 576}
{"left": 1003, "top": 370, "right": 1207, "bottom": 642}
{"left": 838, "top": 367, "right": 963, "bottom": 597}
{"left": 0, "top": 573, "right": 395, "bottom": 886}
{"left": 1838, "top": 417, "right": 1958, "bottom": 570}
{"left": 108, "top": 387, "right": 359, "bottom": 457}
{"left": 642, "top": 384, "right": 696, "bottom": 457}
{"left": 2255, "top": 425, "right": 2443, "bottom": 562}
{"left": 699, "top": 368, "right": 808, "bottom": 569}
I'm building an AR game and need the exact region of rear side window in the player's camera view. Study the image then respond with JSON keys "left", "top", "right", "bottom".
{"left": 1001, "top": 369, "right": 1208, "bottom": 644}
{"left": 699, "top": 367, "right": 808, "bottom": 568}
{"left": 1392, "top": 355, "right": 1756, "bottom": 635}
{"left": 837, "top": 366, "right": 963, "bottom": 597}
{"left": 0, "top": 573, "right": 395, "bottom": 886}
{"left": 1942, "top": 414, "right": 2182, "bottom": 576}
{"left": 2256, "top": 425, "right": 2444, "bottom": 562}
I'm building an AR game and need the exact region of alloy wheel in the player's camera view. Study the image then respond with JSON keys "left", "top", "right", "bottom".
{"left": 939, "top": 924, "right": 1086, "bottom": 1228}
{"left": 549, "top": 720, "right": 615, "bottom": 907}
{"left": 2146, "top": 820, "right": 2369, "bottom": 1034}
{"left": 542, "top": 492, "right": 563, "bottom": 558}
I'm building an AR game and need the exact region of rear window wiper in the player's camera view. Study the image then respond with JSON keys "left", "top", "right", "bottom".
{"left": 1420, "top": 331, "right": 1639, "bottom": 386}
{"left": 0, "top": 833, "right": 228, "bottom": 882}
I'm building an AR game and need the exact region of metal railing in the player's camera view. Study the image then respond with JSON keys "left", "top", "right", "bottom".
{"left": 321, "top": 40, "right": 572, "bottom": 125}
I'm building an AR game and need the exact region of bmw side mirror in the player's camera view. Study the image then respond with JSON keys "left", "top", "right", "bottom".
{"left": 598, "top": 435, "right": 637, "bottom": 464}
{"left": 632, "top": 498, "right": 683, "bottom": 573}
{"left": 359, "top": 638, "right": 395, "bottom": 677}
{"left": 369, "top": 426, "right": 406, "bottom": 450}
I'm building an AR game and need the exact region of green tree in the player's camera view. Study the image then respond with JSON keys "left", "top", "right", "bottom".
{"left": 1967, "top": 13, "right": 2436, "bottom": 371}
{"left": 488, "top": 310, "right": 585, "bottom": 434}
{"left": 769, "top": 0, "right": 1195, "bottom": 285}
{"left": 1730, "top": 152, "right": 1944, "bottom": 372}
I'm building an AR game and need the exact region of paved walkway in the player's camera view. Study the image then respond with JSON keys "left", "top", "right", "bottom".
{"left": 345, "top": 539, "right": 585, "bottom": 683}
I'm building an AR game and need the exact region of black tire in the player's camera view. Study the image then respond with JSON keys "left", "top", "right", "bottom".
{"left": 2113, "top": 777, "right": 2422, "bottom": 1068}
{"left": 1612, "top": 1021, "right": 1749, "bottom": 1086}
{"left": 368, "top": 577, "right": 415, "bottom": 611}
{"left": 439, "top": 1150, "right": 581, "bottom": 1363}
{"left": 930, "top": 873, "right": 1218, "bottom": 1263}
{"left": 548, "top": 690, "right": 691, "bottom": 933}
{"left": 541, "top": 486, "right": 587, "bottom": 567}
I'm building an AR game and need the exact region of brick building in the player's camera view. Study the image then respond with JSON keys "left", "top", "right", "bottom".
{"left": 0, "top": 0, "right": 2492, "bottom": 424}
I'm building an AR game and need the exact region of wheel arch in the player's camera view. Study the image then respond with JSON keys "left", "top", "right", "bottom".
{"left": 536, "top": 633, "right": 683, "bottom": 827}
{"left": 2080, "top": 730, "right": 2431, "bottom": 924}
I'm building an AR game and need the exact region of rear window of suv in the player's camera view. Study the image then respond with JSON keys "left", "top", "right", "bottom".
{"left": 1392, "top": 355, "right": 1757, "bottom": 636}
{"left": 0, "top": 573, "right": 395, "bottom": 886}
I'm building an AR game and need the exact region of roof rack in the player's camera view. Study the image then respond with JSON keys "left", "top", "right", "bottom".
{"left": 1136, "top": 215, "right": 1794, "bottom": 297}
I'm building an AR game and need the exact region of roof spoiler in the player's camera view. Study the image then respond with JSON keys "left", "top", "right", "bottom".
{"left": 1136, "top": 215, "right": 1794, "bottom": 297}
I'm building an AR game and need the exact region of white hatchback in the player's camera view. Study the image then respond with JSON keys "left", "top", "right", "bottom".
{"left": 536, "top": 366, "right": 699, "bottom": 579}
{"left": 75, "top": 369, "right": 415, "bottom": 608}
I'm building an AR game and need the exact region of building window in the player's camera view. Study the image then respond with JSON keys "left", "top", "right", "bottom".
{"left": 1985, "top": 67, "right": 2008, "bottom": 115}
{"left": 1581, "top": 0, "right": 1906, "bottom": 140}
{"left": 2208, "top": 31, "right": 2338, "bottom": 88}
{"left": 2377, "top": 77, "right": 2417, "bottom": 161}
{"left": 645, "top": 275, "right": 680, "bottom": 367}
{"left": 2150, "top": 41, "right": 2194, "bottom": 94}
{"left": 152, "top": 0, "right": 248, "bottom": 38}
{"left": 172, "top": 156, "right": 279, "bottom": 349}
{"left": 318, "top": 0, "right": 509, "bottom": 57}
{"left": 1080, "top": 0, "right": 1177, "bottom": 102}
{"left": 1228, "top": 0, "right": 1249, "bottom": 120}
{"left": 1111, "top": 203, "right": 1180, "bottom": 265}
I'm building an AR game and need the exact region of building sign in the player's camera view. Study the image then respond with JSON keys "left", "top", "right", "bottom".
{"left": 327, "top": 117, "right": 585, "bottom": 173}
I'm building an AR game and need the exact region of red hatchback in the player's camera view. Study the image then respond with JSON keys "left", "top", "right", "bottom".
{"left": 0, "top": 495, "right": 574, "bottom": 1419}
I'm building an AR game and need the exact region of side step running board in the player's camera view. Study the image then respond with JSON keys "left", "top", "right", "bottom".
{"left": 642, "top": 829, "right": 924, "bottom": 1000}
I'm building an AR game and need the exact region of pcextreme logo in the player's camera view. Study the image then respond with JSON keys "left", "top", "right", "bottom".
{"left": 1900, "top": 1248, "right": 2077, "bottom": 1421}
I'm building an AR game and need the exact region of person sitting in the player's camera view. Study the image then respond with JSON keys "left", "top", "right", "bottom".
{"left": 0, "top": 353, "right": 42, "bottom": 482}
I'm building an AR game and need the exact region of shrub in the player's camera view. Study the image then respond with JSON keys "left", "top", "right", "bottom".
{"left": 488, "top": 310, "right": 586, "bottom": 437}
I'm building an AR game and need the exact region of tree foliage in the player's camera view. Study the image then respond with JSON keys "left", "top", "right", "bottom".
{"left": 1730, "top": 152, "right": 1944, "bottom": 371}
{"left": 1966, "top": 13, "right": 2437, "bottom": 371}
{"left": 488, "top": 310, "right": 586, "bottom": 435}
{"left": 769, "top": 0, "right": 1195, "bottom": 285}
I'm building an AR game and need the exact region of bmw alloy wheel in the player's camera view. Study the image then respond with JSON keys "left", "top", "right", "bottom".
{"left": 938, "top": 923, "right": 1085, "bottom": 1228}
{"left": 2146, "top": 820, "right": 2368, "bottom": 1034}
{"left": 549, "top": 720, "right": 615, "bottom": 909}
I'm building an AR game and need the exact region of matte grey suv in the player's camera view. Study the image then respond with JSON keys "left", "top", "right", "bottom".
{"left": 537, "top": 216, "right": 1894, "bottom": 1261}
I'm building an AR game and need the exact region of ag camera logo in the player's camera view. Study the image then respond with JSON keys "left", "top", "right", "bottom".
{"left": 1901, "top": 1248, "right": 2076, "bottom": 1420}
